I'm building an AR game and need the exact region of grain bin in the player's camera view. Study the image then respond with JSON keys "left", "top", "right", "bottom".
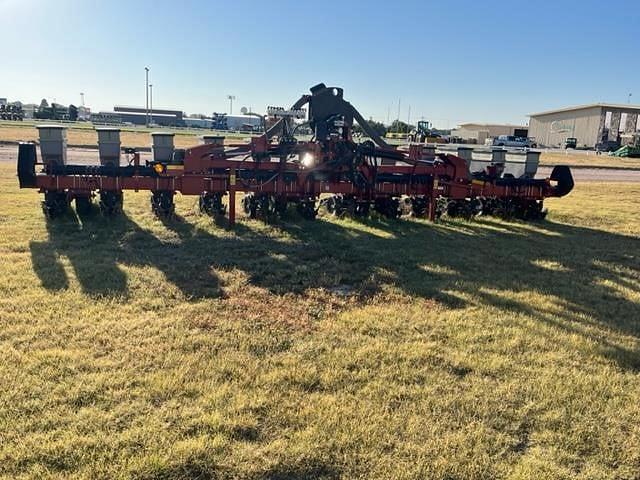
{"left": 524, "top": 151, "right": 540, "bottom": 178}
{"left": 200, "top": 135, "right": 225, "bottom": 146}
{"left": 504, "top": 151, "right": 527, "bottom": 178}
{"left": 491, "top": 148, "right": 506, "bottom": 164}
{"left": 96, "top": 127, "right": 121, "bottom": 166}
{"left": 422, "top": 144, "right": 436, "bottom": 160}
{"left": 36, "top": 125, "right": 67, "bottom": 166}
{"left": 151, "top": 132, "right": 175, "bottom": 163}
{"left": 457, "top": 146, "right": 473, "bottom": 173}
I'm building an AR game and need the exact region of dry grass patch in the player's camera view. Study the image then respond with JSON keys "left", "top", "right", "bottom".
{"left": 0, "top": 123, "right": 252, "bottom": 149}
{"left": 0, "top": 162, "right": 639, "bottom": 479}
{"left": 540, "top": 151, "right": 640, "bottom": 170}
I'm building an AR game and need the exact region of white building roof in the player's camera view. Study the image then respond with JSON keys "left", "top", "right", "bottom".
{"left": 456, "top": 123, "right": 526, "bottom": 128}
{"left": 530, "top": 103, "right": 640, "bottom": 117}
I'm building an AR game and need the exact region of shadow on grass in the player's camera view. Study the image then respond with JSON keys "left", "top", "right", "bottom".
{"left": 29, "top": 206, "right": 640, "bottom": 368}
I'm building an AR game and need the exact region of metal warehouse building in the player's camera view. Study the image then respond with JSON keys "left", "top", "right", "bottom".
{"left": 529, "top": 103, "right": 640, "bottom": 149}
{"left": 113, "top": 106, "right": 184, "bottom": 126}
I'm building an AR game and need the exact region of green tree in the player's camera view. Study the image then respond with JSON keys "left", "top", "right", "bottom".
{"left": 353, "top": 119, "right": 387, "bottom": 138}
{"left": 389, "top": 120, "right": 414, "bottom": 134}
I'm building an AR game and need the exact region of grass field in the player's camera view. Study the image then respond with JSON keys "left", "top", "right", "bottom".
{"left": 0, "top": 164, "right": 639, "bottom": 478}
{"left": 0, "top": 122, "right": 250, "bottom": 149}
{"left": 3, "top": 121, "right": 640, "bottom": 169}
{"left": 539, "top": 151, "right": 640, "bottom": 170}
{"left": 0, "top": 125, "right": 199, "bottom": 149}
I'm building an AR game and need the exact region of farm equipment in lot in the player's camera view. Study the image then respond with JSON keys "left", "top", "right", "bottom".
{"left": 612, "top": 133, "right": 640, "bottom": 158}
{"left": 408, "top": 120, "right": 441, "bottom": 144}
{"left": 17, "top": 83, "right": 574, "bottom": 224}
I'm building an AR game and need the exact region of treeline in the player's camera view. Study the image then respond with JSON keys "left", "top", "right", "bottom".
{"left": 352, "top": 119, "right": 432, "bottom": 136}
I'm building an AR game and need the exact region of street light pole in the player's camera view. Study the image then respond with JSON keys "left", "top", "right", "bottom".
{"left": 145, "top": 66, "right": 149, "bottom": 127}
{"left": 149, "top": 84, "right": 153, "bottom": 125}
{"left": 227, "top": 94, "right": 236, "bottom": 115}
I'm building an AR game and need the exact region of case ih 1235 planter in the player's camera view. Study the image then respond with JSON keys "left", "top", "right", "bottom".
{"left": 17, "top": 83, "right": 573, "bottom": 223}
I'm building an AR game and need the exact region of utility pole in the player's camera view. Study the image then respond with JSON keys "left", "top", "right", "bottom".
{"left": 396, "top": 98, "right": 401, "bottom": 133}
{"left": 149, "top": 84, "right": 153, "bottom": 125}
{"left": 80, "top": 92, "right": 85, "bottom": 107}
{"left": 227, "top": 94, "right": 236, "bottom": 115}
{"left": 387, "top": 105, "right": 390, "bottom": 125}
{"left": 407, "top": 105, "right": 411, "bottom": 130}
{"left": 145, "top": 66, "right": 149, "bottom": 127}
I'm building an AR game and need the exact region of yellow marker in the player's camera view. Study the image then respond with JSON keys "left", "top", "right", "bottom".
{"left": 166, "top": 165, "right": 184, "bottom": 171}
{"left": 472, "top": 179, "right": 485, "bottom": 186}
{"left": 230, "top": 173, "right": 236, "bottom": 186}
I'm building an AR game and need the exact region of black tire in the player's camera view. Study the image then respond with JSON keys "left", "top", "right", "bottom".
{"left": 99, "top": 191, "right": 123, "bottom": 216}
{"left": 42, "top": 191, "right": 69, "bottom": 219}
{"left": 320, "top": 195, "right": 343, "bottom": 217}
{"left": 374, "top": 197, "right": 400, "bottom": 219}
{"left": 242, "top": 194, "right": 276, "bottom": 221}
{"left": 150, "top": 191, "right": 175, "bottom": 218}
{"left": 411, "top": 196, "right": 428, "bottom": 217}
{"left": 354, "top": 200, "right": 370, "bottom": 217}
{"left": 75, "top": 196, "right": 93, "bottom": 216}
{"left": 242, "top": 193, "right": 257, "bottom": 218}
{"left": 296, "top": 198, "right": 317, "bottom": 220}
{"left": 199, "top": 192, "right": 226, "bottom": 217}
{"left": 275, "top": 196, "right": 289, "bottom": 217}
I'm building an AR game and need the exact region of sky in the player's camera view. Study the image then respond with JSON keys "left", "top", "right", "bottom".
{"left": 0, "top": 0, "right": 638, "bottom": 128}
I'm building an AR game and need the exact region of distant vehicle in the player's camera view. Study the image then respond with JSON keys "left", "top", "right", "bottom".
{"left": 493, "top": 135, "right": 536, "bottom": 148}
{"left": 408, "top": 120, "right": 441, "bottom": 143}
{"left": 596, "top": 139, "right": 621, "bottom": 152}
{"left": 564, "top": 137, "right": 577, "bottom": 149}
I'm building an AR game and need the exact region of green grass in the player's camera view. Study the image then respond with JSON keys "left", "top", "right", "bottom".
{"left": 0, "top": 163, "right": 639, "bottom": 479}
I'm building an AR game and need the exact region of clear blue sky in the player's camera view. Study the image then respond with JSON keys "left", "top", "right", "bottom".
{"left": 1, "top": 0, "right": 638, "bottom": 128}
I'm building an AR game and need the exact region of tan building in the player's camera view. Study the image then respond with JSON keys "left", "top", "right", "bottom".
{"left": 451, "top": 123, "right": 529, "bottom": 144}
{"left": 529, "top": 103, "right": 640, "bottom": 149}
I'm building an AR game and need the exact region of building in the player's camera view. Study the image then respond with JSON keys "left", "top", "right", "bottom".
{"left": 78, "top": 106, "right": 91, "bottom": 121}
{"left": 22, "top": 104, "right": 37, "bottom": 119}
{"left": 113, "top": 106, "right": 184, "bottom": 126}
{"left": 211, "top": 113, "right": 263, "bottom": 131}
{"left": 90, "top": 111, "right": 123, "bottom": 124}
{"left": 89, "top": 107, "right": 184, "bottom": 126}
{"left": 225, "top": 114, "right": 262, "bottom": 131}
{"left": 184, "top": 117, "right": 214, "bottom": 129}
{"left": 529, "top": 103, "right": 640, "bottom": 149}
{"left": 451, "top": 123, "right": 528, "bottom": 144}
